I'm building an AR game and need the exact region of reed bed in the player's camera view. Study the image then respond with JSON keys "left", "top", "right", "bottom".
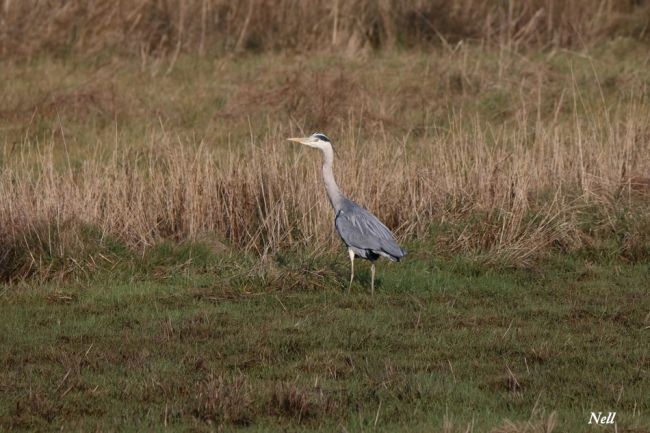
{"left": 2, "top": 28, "right": 650, "bottom": 281}
{"left": 2, "top": 98, "right": 649, "bottom": 281}
{"left": 2, "top": 0, "right": 649, "bottom": 59}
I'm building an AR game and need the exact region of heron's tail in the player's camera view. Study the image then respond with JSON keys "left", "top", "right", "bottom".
{"left": 378, "top": 240, "right": 407, "bottom": 262}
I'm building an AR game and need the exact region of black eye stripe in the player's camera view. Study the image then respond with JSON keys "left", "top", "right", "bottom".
{"left": 313, "top": 133, "right": 330, "bottom": 142}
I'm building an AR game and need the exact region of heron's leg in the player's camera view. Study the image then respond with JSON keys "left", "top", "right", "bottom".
{"left": 348, "top": 248, "right": 355, "bottom": 292}
{"left": 370, "top": 262, "right": 376, "bottom": 296}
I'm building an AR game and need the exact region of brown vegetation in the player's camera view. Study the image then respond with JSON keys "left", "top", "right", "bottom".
{"left": 193, "top": 373, "right": 253, "bottom": 425}
{"left": 2, "top": 0, "right": 650, "bottom": 58}
{"left": 2, "top": 93, "right": 649, "bottom": 281}
{"left": 2, "top": 3, "right": 650, "bottom": 282}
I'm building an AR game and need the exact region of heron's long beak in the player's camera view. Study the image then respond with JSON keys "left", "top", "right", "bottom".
{"left": 287, "top": 137, "right": 309, "bottom": 145}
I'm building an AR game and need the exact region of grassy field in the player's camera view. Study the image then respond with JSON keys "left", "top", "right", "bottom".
{"left": 2, "top": 1, "right": 650, "bottom": 431}
{"left": 4, "top": 43, "right": 650, "bottom": 277}
{"left": 1, "top": 247, "right": 649, "bottom": 432}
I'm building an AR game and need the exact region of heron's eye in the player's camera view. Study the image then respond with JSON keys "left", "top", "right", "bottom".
{"left": 313, "top": 133, "right": 330, "bottom": 142}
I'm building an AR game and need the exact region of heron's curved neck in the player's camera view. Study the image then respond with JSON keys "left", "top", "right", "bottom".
{"left": 320, "top": 144, "right": 344, "bottom": 211}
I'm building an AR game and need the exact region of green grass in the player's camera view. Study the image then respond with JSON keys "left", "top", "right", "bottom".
{"left": 1, "top": 250, "right": 648, "bottom": 432}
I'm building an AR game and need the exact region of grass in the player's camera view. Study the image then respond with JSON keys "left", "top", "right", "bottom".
{"left": 1, "top": 249, "right": 648, "bottom": 432}
{"left": 3, "top": 42, "right": 650, "bottom": 281}
{"left": 3, "top": 0, "right": 650, "bottom": 58}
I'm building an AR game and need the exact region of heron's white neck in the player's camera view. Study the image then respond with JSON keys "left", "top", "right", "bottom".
{"left": 319, "top": 143, "right": 345, "bottom": 212}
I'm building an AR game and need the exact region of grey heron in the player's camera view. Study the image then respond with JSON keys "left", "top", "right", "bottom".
{"left": 287, "top": 133, "right": 406, "bottom": 295}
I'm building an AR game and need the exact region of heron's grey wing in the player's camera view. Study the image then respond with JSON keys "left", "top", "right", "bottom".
{"left": 335, "top": 204, "right": 406, "bottom": 261}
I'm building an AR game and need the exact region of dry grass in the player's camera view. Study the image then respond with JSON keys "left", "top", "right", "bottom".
{"left": 2, "top": 96, "right": 649, "bottom": 281}
{"left": 491, "top": 412, "right": 557, "bottom": 433}
{"left": 2, "top": 36, "right": 650, "bottom": 281}
{"left": 193, "top": 373, "right": 253, "bottom": 425}
{"left": 268, "top": 381, "right": 344, "bottom": 422}
{"left": 2, "top": 0, "right": 650, "bottom": 59}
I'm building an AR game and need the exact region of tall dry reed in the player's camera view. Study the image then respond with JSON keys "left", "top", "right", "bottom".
{"left": 1, "top": 0, "right": 649, "bottom": 58}
{"left": 2, "top": 99, "right": 649, "bottom": 281}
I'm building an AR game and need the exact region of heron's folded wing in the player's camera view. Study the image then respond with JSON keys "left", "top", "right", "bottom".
{"left": 335, "top": 207, "right": 405, "bottom": 259}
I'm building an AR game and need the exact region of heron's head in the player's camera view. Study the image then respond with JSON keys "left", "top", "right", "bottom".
{"left": 287, "top": 133, "right": 331, "bottom": 150}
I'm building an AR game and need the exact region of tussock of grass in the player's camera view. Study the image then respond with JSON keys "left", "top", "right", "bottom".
{"left": 491, "top": 412, "right": 557, "bottom": 433}
{"left": 193, "top": 373, "right": 253, "bottom": 425}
